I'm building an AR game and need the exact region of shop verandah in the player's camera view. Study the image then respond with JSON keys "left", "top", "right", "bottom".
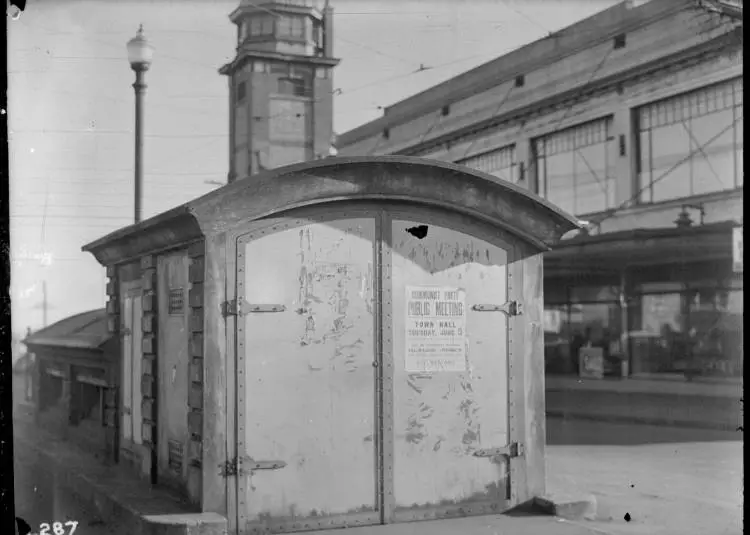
{"left": 542, "top": 220, "right": 743, "bottom": 380}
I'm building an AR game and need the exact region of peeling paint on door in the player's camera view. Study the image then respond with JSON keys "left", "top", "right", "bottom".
{"left": 390, "top": 219, "right": 510, "bottom": 512}
{"left": 239, "top": 218, "right": 379, "bottom": 529}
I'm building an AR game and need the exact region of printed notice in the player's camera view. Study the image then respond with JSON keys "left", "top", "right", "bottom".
{"left": 405, "top": 286, "right": 466, "bottom": 373}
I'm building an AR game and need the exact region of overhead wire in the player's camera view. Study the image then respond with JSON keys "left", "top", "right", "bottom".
{"left": 23, "top": 167, "right": 224, "bottom": 176}
{"left": 588, "top": 12, "right": 743, "bottom": 226}
{"left": 15, "top": 19, "right": 230, "bottom": 73}
{"left": 497, "top": 0, "right": 555, "bottom": 37}
{"left": 370, "top": 24, "right": 618, "bottom": 161}
{"left": 334, "top": 34, "right": 425, "bottom": 68}
{"left": 593, "top": 114, "right": 743, "bottom": 229}
{"left": 679, "top": 121, "right": 729, "bottom": 189}
{"left": 11, "top": 129, "right": 227, "bottom": 139}
{"left": 12, "top": 35, "right": 501, "bottom": 132}
{"left": 458, "top": 84, "right": 515, "bottom": 161}
{"left": 400, "top": 6, "right": 723, "bottom": 196}
{"left": 11, "top": 6, "right": 525, "bottom": 133}
{"left": 12, "top": 213, "right": 140, "bottom": 221}
{"left": 408, "top": 32, "right": 615, "bottom": 193}
{"left": 13, "top": 4, "right": 736, "bottom": 197}
{"left": 417, "top": 113, "right": 445, "bottom": 146}
{"left": 366, "top": 132, "right": 385, "bottom": 157}
{"left": 334, "top": 51, "right": 506, "bottom": 99}
{"left": 15, "top": 86, "right": 224, "bottom": 119}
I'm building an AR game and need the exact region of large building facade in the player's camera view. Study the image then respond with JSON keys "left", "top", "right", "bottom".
{"left": 220, "top": 0, "right": 339, "bottom": 183}
{"left": 337, "top": 0, "right": 744, "bottom": 379}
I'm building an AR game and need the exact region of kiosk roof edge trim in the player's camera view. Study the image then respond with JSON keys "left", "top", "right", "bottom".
{"left": 82, "top": 156, "right": 580, "bottom": 265}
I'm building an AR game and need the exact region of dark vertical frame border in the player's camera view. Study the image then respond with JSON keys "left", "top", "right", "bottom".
{"left": 1, "top": 7, "right": 14, "bottom": 534}
{"left": 235, "top": 231, "right": 248, "bottom": 530}
{"left": 140, "top": 255, "right": 158, "bottom": 484}
{"left": 187, "top": 240, "right": 206, "bottom": 505}
{"left": 105, "top": 265, "right": 121, "bottom": 464}
{"left": 372, "top": 210, "right": 387, "bottom": 522}
{"left": 379, "top": 212, "right": 395, "bottom": 523}
{"left": 221, "top": 232, "right": 238, "bottom": 532}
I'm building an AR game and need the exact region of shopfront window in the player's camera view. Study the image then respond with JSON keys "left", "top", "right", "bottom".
{"left": 637, "top": 77, "right": 743, "bottom": 203}
{"left": 458, "top": 144, "right": 518, "bottom": 183}
{"left": 544, "top": 283, "right": 624, "bottom": 376}
{"left": 569, "top": 302, "right": 623, "bottom": 373}
{"left": 629, "top": 291, "right": 685, "bottom": 374}
{"left": 534, "top": 118, "right": 616, "bottom": 216}
{"left": 628, "top": 278, "right": 743, "bottom": 377}
{"left": 687, "top": 284, "right": 744, "bottom": 377}
{"left": 544, "top": 305, "right": 571, "bottom": 374}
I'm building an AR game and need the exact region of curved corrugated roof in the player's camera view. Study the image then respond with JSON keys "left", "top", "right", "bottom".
{"left": 23, "top": 309, "right": 111, "bottom": 351}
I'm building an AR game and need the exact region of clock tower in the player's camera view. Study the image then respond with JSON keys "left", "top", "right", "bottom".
{"left": 220, "top": 0, "right": 340, "bottom": 183}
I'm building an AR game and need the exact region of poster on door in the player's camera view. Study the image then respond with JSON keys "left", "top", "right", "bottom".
{"left": 405, "top": 286, "right": 466, "bottom": 373}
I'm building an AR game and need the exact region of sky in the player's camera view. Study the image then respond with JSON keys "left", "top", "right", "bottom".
{"left": 8, "top": 0, "right": 620, "bottom": 334}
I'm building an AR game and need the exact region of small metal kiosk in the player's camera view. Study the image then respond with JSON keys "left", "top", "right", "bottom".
{"left": 82, "top": 156, "right": 578, "bottom": 534}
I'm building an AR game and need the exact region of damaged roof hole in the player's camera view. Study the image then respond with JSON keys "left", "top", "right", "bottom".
{"left": 406, "top": 225, "right": 429, "bottom": 239}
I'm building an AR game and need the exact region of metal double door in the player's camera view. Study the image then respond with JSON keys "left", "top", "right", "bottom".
{"left": 233, "top": 206, "right": 521, "bottom": 534}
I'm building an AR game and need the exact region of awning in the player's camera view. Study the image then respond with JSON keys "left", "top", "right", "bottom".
{"left": 544, "top": 221, "right": 736, "bottom": 277}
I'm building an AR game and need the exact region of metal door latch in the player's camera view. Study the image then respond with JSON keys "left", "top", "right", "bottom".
{"left": 222, "top": 299, "right": 286, "bottom": 317}
{"left": 472, "top": 301, "right": 524, "bottom": 316}
{"left": 473, "top": 442, "right": 524, "bottom": 463}
{"left": 219, "top": 455, "right": 287, "bottom": 477}
{"left": 246, "top": 459, "right": 287, "bottom": 471}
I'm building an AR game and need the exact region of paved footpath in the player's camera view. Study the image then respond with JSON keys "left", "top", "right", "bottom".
{"left": 313, "top": 514, "right": 607, "bottom": 535}
{"left": 546, "top": 419, "right": 743, "bottom": 535}
{"left": 546, "top": 375, "right": 742, "bottom": 398}
{"left": 545, "top": 376, "right": 742, "bottom": 431}
{"left": 14, "top": 414, "right": 742, "bottom": 535}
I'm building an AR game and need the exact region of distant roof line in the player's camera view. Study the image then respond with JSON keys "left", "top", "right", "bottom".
{"left": 338, "top": 0, "right": 690, "bottom": 147}
{"left": 24, "top": 308, "right": 111, "bottom": 351}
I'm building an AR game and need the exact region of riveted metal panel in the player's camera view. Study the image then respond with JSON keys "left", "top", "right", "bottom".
{"left": 230, "top": 202, "right": 524, "bottom": 532}
{"left": 237, "top": 212, "right": 381, "bottom": 533}
{"left": 507, "top": 253, "right": 524, "bottom": 505}
{"left": 380, "top": 215, "right": 396, "bottom": 523}
{"left": 386, "top": 209, "right": 515, "bottom": 522}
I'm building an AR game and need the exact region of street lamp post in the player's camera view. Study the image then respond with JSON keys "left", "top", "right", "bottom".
{"left": 126, "top": 25, "right": 154, "bottom": 224}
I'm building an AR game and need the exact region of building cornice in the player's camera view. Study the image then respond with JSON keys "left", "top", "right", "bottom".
{"left": 338, "top": 0, "right": 693, "bottom": 147}
{"left": 219, "top": 49, "right": 340, "bottom": 75}
{"left": 394, "top": 30, "right": 741, "bottom": 156}
{"left": 229, "top": 3, "right": 323, "bottom": 24}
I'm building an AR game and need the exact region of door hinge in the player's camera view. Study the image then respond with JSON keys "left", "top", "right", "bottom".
{"left": 473, "top": 442, "right": 525, "bottom": 462}
{"left": 219, "top": 456, "right": 287, "bottom": 477}
{"left": 472, "top": 301, "right": 524, "bottom": 316}
{"left": 222, "top": 299, "right": 286, "bottom": 317}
